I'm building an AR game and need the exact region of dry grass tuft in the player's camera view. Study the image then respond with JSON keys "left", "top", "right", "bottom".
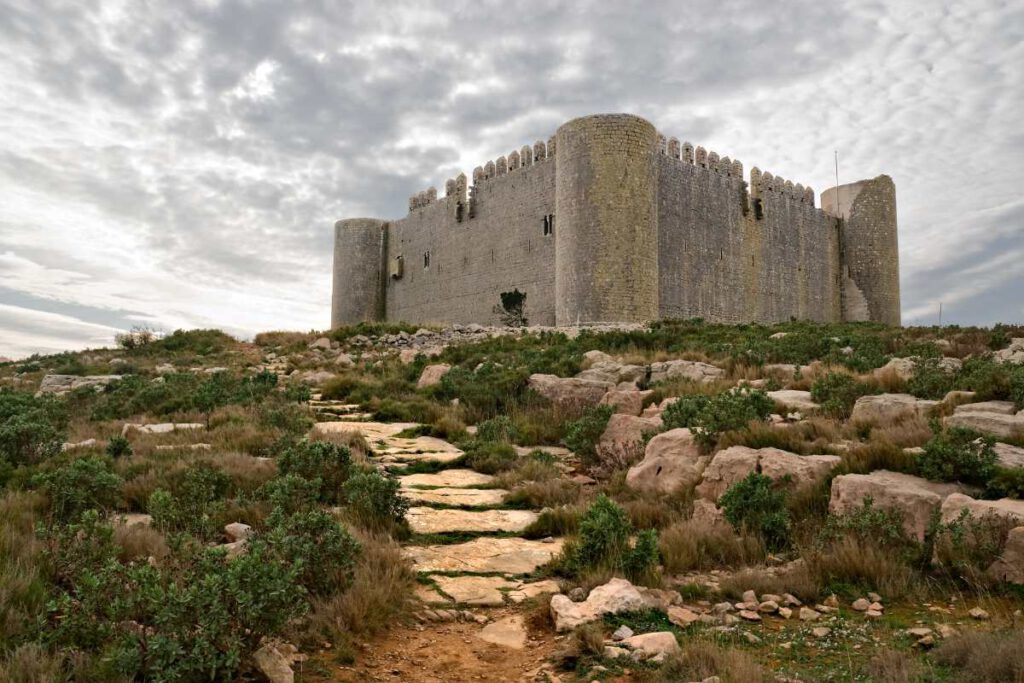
{"left": 0, "top": 644, "right": 67, "bottom": 683}
{"left": 659, "top": 519, "right": 764, "bottom": 573}
{"left": 571, "top": 622, "right": 606, "bottom": 657}
{"left": 933, "top": 630, "right": 1024, "bottom": 682}
{"left": 0, "top": 491, "right": 49, "bottom": 644}
{"left": 113, "top": 523, "right": 171, "bottom": 563}
{"left": 865, "top": 649, "right": 930, "bottom": 683}
{"left": 804, "top": 536, "right": 920, "bottom": 600}
{"left": 643, "top": 640, "right": 771, "bottom": 683}
{"left": 504, "top": 478, "right": 581, "bottom": 509}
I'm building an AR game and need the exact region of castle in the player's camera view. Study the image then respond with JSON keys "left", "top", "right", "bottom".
{"left": 331, "top": 114, "right": 900, "bottom": 329}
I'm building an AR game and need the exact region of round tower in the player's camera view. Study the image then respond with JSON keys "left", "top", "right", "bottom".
{"left": 331, "top": 218, "right": 387, "bottom": 328}
{"left": 822, "top": 175, "right": 901, "bottom": 325}
{"left": 554, "top": 114, "right": 659, "bottom": 326}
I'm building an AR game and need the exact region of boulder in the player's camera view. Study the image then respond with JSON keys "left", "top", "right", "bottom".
{"left": 994, "top": 442, "right": 1024, "bottom": 469}
{"left": 954, "top": 400, "right": 1019, "bottom": 415}
{"left": 224, "top": 522, "right": 252, "bottom": 542}
{"left": 626, "top": 428, "right": 709, "bottom": 494}
{"left": 829, "top": 470, "right": 962, "bottom": 541}
{"left": 252, "top": 644, "right": 294, "bottom": 683}
{"left": 620, "top": 632, "right": 681, "bottom": 661}
{"left": 695, "top": 446, "right": 840, "bottom": 501}
{"left": 596, "top": 413, "right": 662, "bottom": 466}
{"left": 600, "top": 389, "right": 652, "bottom": 416}
{"left": 417, "top": 363, "right": 451, "bottom": 389}
{"left": 875, "top": 357, "right": 962, "bottom": 381}
{"left": 940, "top": 493, "right": 1024, "bottom": 525}
{"left": 122, "top": 422, "right": 204, "bottom": 436}
{"left": 527, "top": 374, "right": 612, "bottom": 408}
{"left": 649, "top": 360, "right": 724, "bottom": 384}
{"left": 37, "top": 374, "right": 122, "bottom": 395}
{"left": 690, "top": 499, "right": 728, "bottom": 528}
{"left": 476, "top": 615, "right": 527, "bottom": 649}
{"left": 578, "top": 361, "right": 646, "bottom": 385}
{"left": 641, "top": 397, "right": 677, "bottom": 419}
{"left": 334, "top": 352, "right": 355, "bottom": 368}
{"left": 945, "top": 407, "right": 1024, "bottom": 439}
{"left": 768, "top": 390, "right": 820, "bottom": 412}
{"left": 994, "top": 338, "right": 1024, "bottom": 364}
{"left": 299, "top": 370, "right": 335, "bottom": 386}
{"left": 308, "top": 336, "right": 332, "bottom": 350}
{"left": 549, "top": 578, "right": 647, "bottom": 631}
{"left": 987, "top": 526, "right": 1024, "bottom": 583}
{"left": 581, "top": 350, "right": 613, "bottom": 367}
{"left": 850, "top": 394, "right": 938, "bottom": 424}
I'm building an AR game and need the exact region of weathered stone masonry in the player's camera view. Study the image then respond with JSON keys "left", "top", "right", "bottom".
{"left": 332, "top": 113, "right": 900, "bottom": 329}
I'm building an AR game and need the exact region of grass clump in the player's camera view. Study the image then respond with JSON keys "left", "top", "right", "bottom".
{"left": 658, "top": 518, "right": 764, "bottom": 572}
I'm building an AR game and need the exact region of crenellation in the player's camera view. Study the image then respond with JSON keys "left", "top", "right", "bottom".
{"left": 334, "top": 113, "right": 898, "bottom": 329}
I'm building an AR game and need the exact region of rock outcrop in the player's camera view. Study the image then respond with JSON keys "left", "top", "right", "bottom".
{"left": 829, "top": 470, "right": 962, "bottom": 541}
{"left": 626, "top": 428, "right": 708, "bottom": 494}
{"left": 549, "top": 578, "right": 647, "bottom": 631}
{"left": 527, "top": 374, "right": 611, "bottom": 408}
{"left": 696, "top": 446, "right": 840, "bottom": 501}
{"left": 850, "top": 393, "right": 938, "bottom": 423}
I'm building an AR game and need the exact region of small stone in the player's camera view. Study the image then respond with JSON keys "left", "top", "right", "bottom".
{"left": 799, "top": 607, "right": 820, "bottom": 622}
{"left": 667, "top": 606, "right": 700, "bottom": 628}
{"left": 778, "top": 607, "right": 793, "bottom": 619}
{"left": 811, "top": 627, "right": 831, "bottom": 638}
{"left": 612, "top": 625, "right": 634, "bottom": 641}
{"left": 852, "top": 598, "right": 870, "bottom": 611}
{"left": 742, "top": 590, "right": 758, "bottom": 605}
{"left": 968, "top": 607, "right": 990, "bottom": 620}
{"left": 783, "top": 593, "right": 803, "bottom": 607}
{"left": 760, "top": 593, "right": 783, "bottom": 604}
{"left": 917, "top": 635, "right": 935, "bottom": 648}
{"left": 712, "top": 602, "right": 734, "bottom": 614}
{"left": 869, "top": 601, "right": 884, "bottom": 612}
{"left": 569, "top": 587, "right": 587, "bottom": 602}
{"left": 906, "top": 628, "right": 932, "bottom": 638}
{"left": 824, "top": 594, "right": 839, "bottom": 608}
{"left": 743, "top": 632, "right": 762, "bottom": 644}
{"left": 738, "top": 610, "right": 761, "bottom": 622}
{"left": 865, "top": 609, "right": 883, "bottom": 618}
{"left": 936, "top": 624, "right": 958, "bottom": 638}
{"left": 868, "top": 592, "right": 882, "bottom": 603}
{"left": 758, "top": 600, "right": 779, "bottom": 614}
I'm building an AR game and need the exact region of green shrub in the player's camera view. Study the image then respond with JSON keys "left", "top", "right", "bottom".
{"left": 562, "top": 405, "right": 614, "bottom": 466}
{"left": 719, "top": 472, "right": 791, "bottom": 551}
{"left": 44, "top": 510, "right": 305, "bottom": 681}
{"left": 917, "top": 426, "right": 997, "bottom": 486}
{"left": 437, "top": 363, "right": 529, "bottom": 420}
{"left": 105, "top": 434, "right": 132, "bottom": 458}
{"left": 561, "top": 495, "right": 659, "bottom": 582}
{"left": 263, "top": 507, "right": 361, "bottom": 595}
{"left": 476, "top": 415, "right": 519, "bottom": 443}
{"left": 907, "top": 357, "right": 957, "bottom": 399}
{"left": 34, "top": 457, "right": 121, "bottom": 522}
{"left": 277, "top": 439, "right": 352, "bottom": 503}
{"left": 662, "top": 389, "right": 774, "bottom": 449}
{"left": 464, "top": 441, "right": 518, "bottom": 474}
{"left": 0, "top": 390, "right": 66, "bottom": 467}
{"left": 342, "top": 471, "right": 409, "bottom": 534}
{"left": 818, "top": 497, "right": 911, "bottom": 550}
{"left": 810, "top": 373, "right": 877, "bottom": 418}
{"left": 985, "top": 467, "right": 1024, "bottom": 499}
{"left": 260, "top": 473, "right": 322, "bottom": 513}
{"left": 148, "top": 463, "right": 230, "bottom": 539}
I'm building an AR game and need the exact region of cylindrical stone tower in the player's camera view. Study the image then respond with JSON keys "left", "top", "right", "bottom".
{"left": 554, "top": 114, "right": 660, "bottom": 326}
{"left": 822, "top": 175, "right": 901, "bottom": 326}
{"left": 331, "top": 218, "right": 387, "bottom": 328}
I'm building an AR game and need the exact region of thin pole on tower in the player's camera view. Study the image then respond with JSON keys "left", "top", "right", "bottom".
{"left": 938, "top": 302, "right": 943, "bottom": 327}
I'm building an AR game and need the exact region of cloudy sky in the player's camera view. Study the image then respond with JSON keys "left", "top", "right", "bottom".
{"left": 1, "top": 0, "right": 1021, "bottom": 359}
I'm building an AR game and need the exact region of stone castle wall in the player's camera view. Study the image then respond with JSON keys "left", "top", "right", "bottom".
{"left": 331, "top": 114, "right": 900, "bottom": 329}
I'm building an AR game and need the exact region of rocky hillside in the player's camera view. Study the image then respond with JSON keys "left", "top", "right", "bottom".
{"left": 1, "top": 320, "right": 1023, "bottom": 682}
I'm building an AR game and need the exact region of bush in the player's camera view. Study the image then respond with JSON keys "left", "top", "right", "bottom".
{"left": 277, "top": 439, "right": 352, "bottom": 504}
{"left": 342, "top": 471, "right": 409, "bottom": 534}
{"left": 148, "top": 463, "right": 231, "bottom": 539}
{"left": 718, "top": 473, "right": 791, "bottom": 551}
{"left": 260, "top": 473, "right": 322, "bottom": 513}
{"left": 661, "top": 389, "right": 774, "bottom": 449}
{"left": 0, "top": 390, "right": 66, "bottom": 467}
{"left": 917, "top": 426, "right": 997, "bottom": 486}
{"left": 561, "top": 495, "right": 659, "bottom": 583}
{"left": 105, "top": 434, "right": 132, "bottom": 458}
{"left": 906, "top": 357, "right": 957, "bottom": 399}
{"left": 44, "top": 511, "right": 306, "bottom": 681}
{"left": 262, "top": 507, "right": 361, "bottom": 595}
{"left": 475, "top": 415, "right": 519, "bottom": 443}
{"left": 562, "top": 405, "right": 614, "bottom": 467}
{"left": 34, "top": 457, "right": 121, "bottom": 522}
{"left": 810, "top": 373, "right": 869, "bottom": 418}
{"left": 464, "top": 441, "right": 518, "bottom": 474}
{"left": 437, "top": 363, "right": 529, "bottom": 421}
{"left": 986, "top": 466, "right": 1024, "bottom": 499}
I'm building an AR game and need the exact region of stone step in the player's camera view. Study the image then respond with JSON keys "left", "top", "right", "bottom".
{"left": 401, "top": 487, "right": 509, "bottom": 507}
{"left": 405, "top": 536, "right": 564, "bottom": 574}
{"left": 407, "top": 507, "right": 538, "bottom": 534}
{"left": 400, "top": 470, "right": 495, "bottom": 488}
{"left": 417, "top": 577, "right": 562, "bottom": 607}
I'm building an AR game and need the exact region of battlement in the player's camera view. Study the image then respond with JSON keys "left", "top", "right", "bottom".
{"left": 334, "top": 113, "right": 899, "bottom": 329}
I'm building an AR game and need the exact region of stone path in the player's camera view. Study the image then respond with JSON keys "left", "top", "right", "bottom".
{"left": 401, "top": 487, "right": 509, "bottom": 506}
{"left": 314, "top": 421, "right": 464, "bottom": 464}
{"left": 405, "top": 536, "right": 564, "bottom": 574}
{"left": 406, "top": 507, "right": 538, "bottom": 534}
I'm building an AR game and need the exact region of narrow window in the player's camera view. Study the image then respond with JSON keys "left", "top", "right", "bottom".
{"left": 423, "top": 251, "right": 430, "bottom": 269}
{"left": 542, "top": 213, "right": 555, "bottom": 236}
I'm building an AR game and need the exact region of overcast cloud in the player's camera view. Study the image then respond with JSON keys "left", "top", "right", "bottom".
{"left": 1, "top": 0, "right": 1021, "bottom": 358}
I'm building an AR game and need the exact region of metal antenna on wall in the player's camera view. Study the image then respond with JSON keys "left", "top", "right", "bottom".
{"left": 834, "top": 150, "right": 841, "bottom": 219}
{"left": 938, "top": 302, "right": 943, "bottom": 327}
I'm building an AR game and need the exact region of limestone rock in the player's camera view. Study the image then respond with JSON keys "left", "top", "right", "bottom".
{"left": 696, "top": 446, "right": 840, "bottom": 501}
{"left": 549, "top": 578, "right": 647, "bottom": 632}
{"left": 61, "top": 438, "right": 97, "bottom": 451}
{"left": 945, "top": 404, "right": 1024, "bottom": 439}
{"left": 308, "top": 336, "right": 332, "bottom": 350}
{"left": 582, "top": 350, "right": 613, "bottom": 367}
{"left": 400, "top": 469, "right": 494, "bottom": 488}
{"left": 626, "top": 428, "right": 708, "bottom": 494}
{"left": 122, "top": 422, "right": 204, "bottom": 436}
{"left": 987, "top": 526, "right": 1024, "bottom": 584}
{"left": 850, "top": 393, "right": 938, "bottom": 424}
{"left": 476, "top": 615, "right": 526, "bottom": 649}
{"left": 417, "top": 363, "right": 451, "bottom": 389}
{"left": 940, "top": 493, "right": 1024, "bottom": 525}
{"left": 994, "top": 443, "right": 1024, "bottom": 469}
{"left": 406, "top": 537, "right": 563, "bottom": 574}
{"left": 690, "top": 498, "right": 728, "bottom": 527}
{"left": 224, "top": 522, "right": 252, "bottom": 543}
{"left": 37, "top": 374, "right": 122, "bottom": 395}
{"left": 299, "top": 370, "right": 336, "bottom": 386}
{"left": 620, "top": 632, "right": 681, "bottom": 660}
{"left": 596, "top": 413, "right": 662, "bottom": 466}
{"left": 649, "top": 360, "right": 724, "bottom": 384}
{"left": 612, "top": 625, "right": 634, "bottom": 640}
{"left": 252, "top": 643, "right": 294, "bottom": 683}
{"left": 432, "top": 575, "right": 515, "bottom": 606}
{"left": 767, "top": 390, "right": 820, "bottom": 412}
{"left": 527, "top": 373, "right": 612, "bottom": 408}
{"left": 600, "top": 389, "right": 652, "bottom": 416}
{"left": 667, "top": 605, "right": 700, "bottom": 627}
{"left": 507, "top": 579, "right": 561, "bottom": 603}
{"left": 400, "top": 486, "right": 508, "bottom": 507}
{"left": 994, "top": 338, "right": 1024, "bottom": 364}
{"left": 406, "top": 507, "right": 538, "bottom": 534}
{"left": 829, "top": 470, "right": 962, "bottom": 541}
{"left": 799, "top": 607, "right": 820, "bottom": 621}
{"left": 955, "top": 400, "right": 1019, "bottom": 415}
{"left": 334, "top": 352, "right": 355, "bottom": 368}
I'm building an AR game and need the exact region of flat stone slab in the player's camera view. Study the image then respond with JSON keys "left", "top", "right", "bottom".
{"left": 401, "top": 487, "right": 509, "bottom": 507}
{"left": 508, "top": 579, "right": 562, "bottom": 604}
{"left": 407, "top": 507, "right": 538, "bottom": 534}
{"left": 477, "top": 615, "right": 527, "bottom": 649}
{"left": 513, "top": 445, "right": 573, "bottom": 458}
{"left": 122, "top": 422, "right": 204, "bottom": 436}
{"left": 431, "top": 575, "right": 516, "bottom": 606}
{"left": 414, "top": 583, "right": 452, "bottom": 604}
{"left": 768, "top": 390, "right": 820, "bottom": 412}
{"left": 405, "top": 537, "right": 564, "bottom": 574}
{"left": 315, "top": 421, "right": 464, "bottom": 462}
{"left": 400, "top": 470, "right": 495, "bottom": 488}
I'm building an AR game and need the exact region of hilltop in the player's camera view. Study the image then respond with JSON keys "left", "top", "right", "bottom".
{"left": 1, "top": 320, "right": 1023, "bottom": 682}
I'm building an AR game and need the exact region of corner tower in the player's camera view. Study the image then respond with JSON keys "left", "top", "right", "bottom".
{"left": 554, "top": 114, "right": 660, "bottom": 326}
{"left": 331, "top": 218, "right": 386, "bottom": 328}
{"left": 822, "top": 175, "right": 901, "bottom": 325}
